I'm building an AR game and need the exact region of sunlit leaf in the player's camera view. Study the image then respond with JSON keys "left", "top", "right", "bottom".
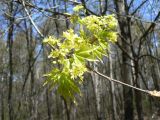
{"left": 43, "top": 14, "right": 117, "bottom": 101}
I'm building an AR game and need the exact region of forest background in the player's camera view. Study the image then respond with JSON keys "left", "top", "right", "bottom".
{"left": 0, "top": 0, "right": 160, "bottom": 120}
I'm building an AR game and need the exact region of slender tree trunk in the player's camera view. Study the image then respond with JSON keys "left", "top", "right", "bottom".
{"left": 46, "top": 88, "right": 52, "bottom": 120}
{"left": 43, "top": 44, "right": 52, "bottom": 120}
{"left": 1, "top": 86, "right": 4, "bottom": 120}
{"left": 64, "top": 1, "right": 69, "bottom": 29}
{"left": 53, "top": 0, "right": 60, "bottom": 36}
{"left": 86, "top": 87, "right": 91, "bottom": 120}
{"left": 8, "top": 1, "right": 14, "bottom": 120}
{"left": 62, "top": 97, "right": 70, "bottom": 120}
{"left": 24, "top": 18, "right": 36, "bottom": 119}
{"left": 109, "top": 52, "right": 117, "bottom": 120}
{"left": 29, "top": 23, "right": 37, "bottom": 120}
{"left": 134, "top": 60, "right": 144, "bottom": 120}
{"left": 114, "top": 0, "right": 133, "bottom": 120}
{"left": 91, "top": 63, "right": 102, "bottom": 120}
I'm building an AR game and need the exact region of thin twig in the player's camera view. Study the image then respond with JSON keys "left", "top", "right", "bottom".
{"left": 21, "top": 0, "right": 44, "bottom": 38}
{"left": 138, "top": 54, "right": 160, "bottom": 61}
{"left": 68, "top": 0, "right": 81, "bottom": 5}
{"left": 87, "top": 66, "right": 160, "bottom": 97}
{"left": 15, "top": 0, "right": 160, "bottom": 25}
{"left": 107, "top": 9, "right": 160, "bottom": 25}
{"left": 91, "top": 68, "right": 149, "bottom": 94}
{"left": 14, "top": 0, "right": 71, "bottom": 17}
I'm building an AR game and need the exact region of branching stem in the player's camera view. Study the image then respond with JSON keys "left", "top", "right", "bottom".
{"left": 88, "top": 66, "right": 160, "bottom": 97}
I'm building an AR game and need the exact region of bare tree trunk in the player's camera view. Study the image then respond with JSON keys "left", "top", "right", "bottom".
{"left": 86, "top": 88, "right": 91, "bottom": 120}
{"left": 133, "top": 60, "right": 144, "bottom": 120}
{"left": 24, "top": 17, "right": 37, "bottom": 119}
{"left": 109, "top": 51, "right": 117, "bottom": 120}
{"left": 7, "top": 1, "right": 14, "bottom": 120}
{"left": 29, "top": 23, "right": 37, "bottom": 120}
{"left": 62, "top": 97, "right": 70, "bottom": 120}
{"left": 1, "top": 84, "right": 4, "bottom": 120}
{"left": 91, "top": 63, "right": 102, "bottom": 120}
{"left": 114, "top": 0, "right": 133, "bottom": 120}
{"left": 53, "top": 0, "right": 60, "bottom": 36}
{"left": 64, "top": 1, "right": 69, "bottom": 29}
{"left": 46, "top": 88, "right": 51, "bottom": 120}
{"left": 42, "top": 43, "right": 52, "bottom": 120}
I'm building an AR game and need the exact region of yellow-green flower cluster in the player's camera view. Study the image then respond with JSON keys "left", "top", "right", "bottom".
{"left": 80, "top": 15, "right": 117, "bottom": 43}
{"left": 43, "top": 14, "right": 118, "bottom": 101}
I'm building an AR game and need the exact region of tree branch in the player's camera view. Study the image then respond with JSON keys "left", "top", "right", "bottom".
{"left": 14, "top": 0, "right": 70, "bottom": 17}
{"left": 116, "top": 42, "right": 133, "bottom": 60}
{"left": 21, "top": 0, "right": 44, "bottom": 38}
{"left": 131, "top": 0, "right": 148, "bottom": 15}
{"left": 80, "top": 0, "right": 98, "bottom": 15}
{"left": 87, "top": 66, "right": 160, "bottom": 97}
{"left": 138, "top": 54, "right": 160, "bottom": 61}
{"left": 107, "top": 8, "right": 160, "bottom": 25}
{"left": 128, "top": 0, "right": 135, "bottom": 9}
{"left": 137, "top": 11, "right": 160, "bottom": 56}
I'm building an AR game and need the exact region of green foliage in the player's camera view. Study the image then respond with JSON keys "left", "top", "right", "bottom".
{"left": 43, "top": 7, "right": 117, "bottom": 101}
{"left": 73, "top": 5, "right": 84, "bottom": 12}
